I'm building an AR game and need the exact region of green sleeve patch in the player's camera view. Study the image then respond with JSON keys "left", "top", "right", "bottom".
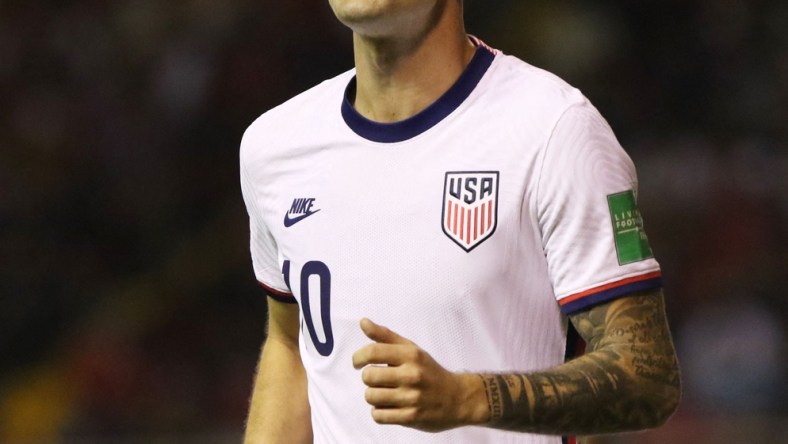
{"left": 607, "top": 190, "right": 654, "bottom": 264}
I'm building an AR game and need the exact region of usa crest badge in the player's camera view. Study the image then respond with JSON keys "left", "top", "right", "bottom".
{"left": 442, "top": 171, "right": 499, "bottom": 252}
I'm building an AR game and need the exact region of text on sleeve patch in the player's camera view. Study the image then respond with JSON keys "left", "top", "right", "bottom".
{"left": 607, "top": 190, "right": 654, "bottom": 264}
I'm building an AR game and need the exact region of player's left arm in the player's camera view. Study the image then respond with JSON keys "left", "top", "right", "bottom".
{"left": 353, "top": 96, "right": 681, "bottom": 435}
{"left": 477, "top": 287, "right": 681, "bottom": 434}
{"left": 353, "top": 288, "right": 680, "bottom": 435}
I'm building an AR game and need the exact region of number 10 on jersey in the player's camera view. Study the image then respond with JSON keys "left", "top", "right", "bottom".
{"left": 282, "top": 260, "right": 334, "bottom": 356}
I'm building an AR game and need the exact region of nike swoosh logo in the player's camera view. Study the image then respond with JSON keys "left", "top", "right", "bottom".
{"left": 284, "top": 209, "right": 321, "bottom": 227}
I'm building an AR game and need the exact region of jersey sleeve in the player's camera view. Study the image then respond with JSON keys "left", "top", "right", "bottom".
{"left": 536, "top": 101, "right": 662, "bottom": 316}
{"left": 240, "top": 160, "right": 296, "bottom": 304}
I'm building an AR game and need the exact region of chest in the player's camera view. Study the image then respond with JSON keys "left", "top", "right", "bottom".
{"left": 263, "top": 131, "right": 548, "bottom": 308}
{"left": 268, "top": 137, "right": 540, "bottom": 260}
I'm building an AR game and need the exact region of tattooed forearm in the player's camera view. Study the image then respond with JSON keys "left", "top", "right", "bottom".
{"left": 479, "top": 290, "right": 680, "bottom": 435}
{"left": 479, "top": 374, "right": 531, "bottom": 424}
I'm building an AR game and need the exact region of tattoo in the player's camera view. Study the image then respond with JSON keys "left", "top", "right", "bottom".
{"left": 480, "top": 374, "right": 530, "bottom": 423}
{"left": 479, "top": 374, "right": 502, "bottom": 420}
{"left": 480, "top": 290, "right": 680, "bottom": 435}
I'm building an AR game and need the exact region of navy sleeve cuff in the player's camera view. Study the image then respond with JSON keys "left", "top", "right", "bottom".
{"left": 259, "top": 281, "right": 297, "bottom": 304}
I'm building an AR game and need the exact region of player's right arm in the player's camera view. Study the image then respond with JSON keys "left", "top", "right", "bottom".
{"left": 244, "top": 298, "right": 312, "bottom": 444}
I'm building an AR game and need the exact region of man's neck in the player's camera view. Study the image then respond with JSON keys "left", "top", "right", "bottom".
{"left": 351, "top": 10, "right": 476, "bottom": 124}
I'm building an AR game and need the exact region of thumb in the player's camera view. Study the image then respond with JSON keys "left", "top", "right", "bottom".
{"left": 359, "top": 318, "right": 411, "bottom": 345}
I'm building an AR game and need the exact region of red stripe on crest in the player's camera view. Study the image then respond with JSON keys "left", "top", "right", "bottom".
{"left": 473, "top": 207, "right": 478, "bottom": 241}
{"left": 480, "top": 202, "right": 486, "bottom": 233}
{"left": 452, "top": 202, "right": 458, "bottom": 235}
{"left": 465, "top": 208, "right": 471, "bottom": 244}
{"left": 460, "top": 207, "right": 465, "bottom": 242}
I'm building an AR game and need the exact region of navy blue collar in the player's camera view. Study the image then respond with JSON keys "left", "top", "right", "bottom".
{"left": 341, "top": 45, "right": 496, "bottom": 143}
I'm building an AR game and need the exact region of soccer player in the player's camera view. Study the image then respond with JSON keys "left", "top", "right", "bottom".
{"left": 240, "top": 0, "right": 680, "bottom": 443}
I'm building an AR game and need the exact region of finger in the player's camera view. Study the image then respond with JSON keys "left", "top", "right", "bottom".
{"left": 352, "top": 343, "right": 409, "bottom": 369}
{"left": 371, "top": 406, "right": 418, "bottom": 425}
{"left": 365, "top": 387, "right": 419, "bottom": 407}
{"left": 361, "top": 365, "right": 407, "bottom": 387}
{"left": 360, "top": 318, "right": 412, "bottom": 345}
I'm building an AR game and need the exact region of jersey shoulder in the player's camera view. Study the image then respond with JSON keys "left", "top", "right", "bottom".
{"left": 485, "top": 52, "right": 589, "bottom": 116}
{"left": 240, "top": 69, "right": 355, "bottom": 166}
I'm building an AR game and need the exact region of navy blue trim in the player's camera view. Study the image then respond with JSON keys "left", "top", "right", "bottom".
{"left": 266, "top": 293, "right": 297, "bottom": 304}
{"left": 341, "top": 45, "right": 496, "bottom": 143}
{"left": 560, "top": 277, "right": 663, "bottom": 316}
{"left": 259, "top": 282, "right": 297, "bottom": 304}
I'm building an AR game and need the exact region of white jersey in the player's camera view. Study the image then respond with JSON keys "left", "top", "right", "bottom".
{"left": 240, "top": 41, "right": 661, "bottom": 444}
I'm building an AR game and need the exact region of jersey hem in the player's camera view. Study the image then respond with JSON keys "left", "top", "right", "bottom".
{"left": 559, "top": 271, "right": 662, "bottom": 315}
{"left": 258, "top": 281, "right": 297, "bottom": 304}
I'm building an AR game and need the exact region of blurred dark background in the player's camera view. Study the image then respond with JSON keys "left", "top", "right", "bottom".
{"left": 1, "top": 0, "right": 786, "bottom": 442}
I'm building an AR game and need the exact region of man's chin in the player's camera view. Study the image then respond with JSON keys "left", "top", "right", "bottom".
{"left": 329, "top": 0, "right": 438, "bottom": 39}
{"left": 329, "top": 0, "right": 388, "bottom": 25}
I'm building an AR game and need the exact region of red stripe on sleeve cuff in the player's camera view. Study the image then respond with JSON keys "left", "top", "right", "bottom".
{"left": 258, "top": 281, "right": 297, "bottom": 304}
{"left": 558, "top": 271, "right": 663, "bottom": 315}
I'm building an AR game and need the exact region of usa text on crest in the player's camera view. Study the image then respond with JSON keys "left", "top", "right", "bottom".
{"left": 442, "top": 171, "right": 499, "bottom": 252}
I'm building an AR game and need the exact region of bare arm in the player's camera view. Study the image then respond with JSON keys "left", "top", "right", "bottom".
{"left": 244, "top": 299, "right": 312, "bottom": 444}
{"left": 479, "top": 289, "right": 681, "bottom": 435}
{"left": 353, "top": 289, "right": 680, "bottom": 436}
